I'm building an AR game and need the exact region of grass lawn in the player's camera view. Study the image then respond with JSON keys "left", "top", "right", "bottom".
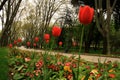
{"left": 0, "top": 47, "right": 9, "bottom": 80}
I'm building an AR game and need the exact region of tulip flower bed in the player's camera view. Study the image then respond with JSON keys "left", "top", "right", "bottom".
{"left": 8, "top": 48, "right": 120, "bottom": 80}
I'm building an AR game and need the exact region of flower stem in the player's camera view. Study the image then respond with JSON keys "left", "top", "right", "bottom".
{"left": 77, "top": 25, "right": 84, "bottom": 80}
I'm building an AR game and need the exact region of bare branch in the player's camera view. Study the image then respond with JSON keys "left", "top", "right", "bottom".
{"left": 0, "top": 0, "right": 8, "bottom": 11}
{"left": 111, "top": 0, "right": 117, "bottom": 10}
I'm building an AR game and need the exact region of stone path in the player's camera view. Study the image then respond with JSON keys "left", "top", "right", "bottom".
{"left": 18, "top": 46, "right": 120, "bottom": 63}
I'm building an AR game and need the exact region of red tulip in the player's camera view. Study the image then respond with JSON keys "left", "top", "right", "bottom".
{"left": 17, "top": 38, "right": 22, "bottom": 42}
{"left": 33, "top": 43, "right": 37, "bottom": 47}
{"left": 14, "top": 40, "right": 17, "bottom": 45}
{"left": 52, "top": 26, "right": 62, "bottom": 37}
{"left": 34, "top": 37, "right": 39, "bottom": 42}
{"left": 78, "top": 5, "right": 94, "bottom": 25}
{"left": 72, "top": 42, "right": 77, "bottom": 46}
{"left": 45, "top": 40, "right": 49, "bottom": 43}
{"left": 59, "top": 41, "right": 62, "bottom": 46}
{"left": 9, "top": 44, "right": 12, "bottom": 48}
{"left": 27, "top": 42, "right": 30, "bottom": 46}
{"left": 44, "top": 34, "right": 50, "bottom": 40}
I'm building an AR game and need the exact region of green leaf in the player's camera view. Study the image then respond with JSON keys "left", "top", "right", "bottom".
{"left": 18, "top": 65, "right": 24, "bottom": 71}
{"left": 72, "top": 69, "right": 77, "bottom": 80}
{"left": 84, "top": 71, "right": 90, "bottom": 80}
{"left": 13, "top": 73, "right": 23, "bottom": 80}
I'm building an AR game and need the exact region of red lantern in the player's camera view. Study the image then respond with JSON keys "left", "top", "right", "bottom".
{"left": 78, "top": 5, "right": 94, "bottom": 25}
{"left": 9, "top": 44, "right": 12, "bottom": 48}
{"left": 17, "top": 38, "right": 22, "bottom": 43}
{"left": 59, "top": 41, "right": 62, "bottom": 46}
{"left": 44, "top": 34, "right": 50, "bottom": 40}
{"left": 52, "top": 26, "right": 62, "bottom": 37}
{"left": 27, "top": 41, "right": 30, "bottom": 47}
{"left": 14, "top": 40, "right": 17, "bottom": 45}
{"left": 34, "top": 37, "right": 39, "bottom": 42}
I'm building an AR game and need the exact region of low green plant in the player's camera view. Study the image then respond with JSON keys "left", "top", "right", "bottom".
{"left": 8, "top": 48, "right": 120, "bottom": 80}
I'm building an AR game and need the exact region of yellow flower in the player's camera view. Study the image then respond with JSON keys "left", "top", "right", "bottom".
{"left": 81, "top": 76, "right": 93, "bottom": 80}
{"left": 81, "top": 76, "right": 85, "bottom": 80}
{"left": 64, "top": 66, "right": 72, "bottom": 73}
{"left": 16, "top": 56, "right": 21, "bottom": 58}
{"left": 91, "top": 69, "right": 98, "bottom": 76}
{"left": 109, "top": 69, "right": 115, "bottom": 73}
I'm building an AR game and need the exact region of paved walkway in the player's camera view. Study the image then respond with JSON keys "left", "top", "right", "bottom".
{"left": 18, "top": 46, "right": 120, "bottom": 63}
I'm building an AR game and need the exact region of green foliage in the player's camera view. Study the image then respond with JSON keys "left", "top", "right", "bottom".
{"left": 0, "top": 48, "right": 9, "bottom": 80}
{"left": 110, "top": 30, "right": 120, "bottom": 52}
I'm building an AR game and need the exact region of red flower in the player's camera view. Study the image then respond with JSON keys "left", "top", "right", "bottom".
{"left": 14, "top": 40, "right": 17, "bottom": 45}
{"left": 65, "top": 62, "right": 71, "bottom": 66}
{"left": 52, "top": 26, "right": 62, "bottom": 37}
{"left": 34, "top": 37, "right": 39, "bottom": 42}
{"left": 72, "top": 42, "right": 77, "bottom": 46}
{"left": 33, "top": 43, "right": 37, "bottom": 47}
{"left": 78, "top": 5, "right": 94, "bottom": 25}
{"left": 25, "top": 57, "right": 31, "bottom": 62}
{"left": 44, "top": 34, "right": 50, "bottom": 40}
{"left": 27, "top": 41, "right": 30, "bottom": 47}
{"left": 86, "top": 66, "right": 90, "bottom": 69}
{"left": 59, "top": 41, "right": 62, "bottom": 46}
{"left": 109, "top": 73, "right": 115, "bottom": 78}
{"left": 9, "top": 44, "right": 12, "bottom": 48}
{"left": 72, "top": 63, "right": 77, "bottom": 68}
{"left": 96, "top": 74, "right": 102, "bottom": 79}
{"left": 36, "top": 60, "right": 43, "bottom": 69}
{"left": 45, "top": 40, "right": 49, "bottom": 43}
{"left": 67, "top": 74, "right": 73, "bottom": 80}
{"left": 17, "top": 38, "right": 22, "bottom": 42}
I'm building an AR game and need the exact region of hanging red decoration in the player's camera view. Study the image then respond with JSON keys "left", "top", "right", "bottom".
{"left": 78, "top": 5, "right": 94, "bottom": 25}
{"left": 52, "top": 26, "right": 62, "bottom": 37}
{"left": 44, "top": 34, "right": 50, "bottom": 40}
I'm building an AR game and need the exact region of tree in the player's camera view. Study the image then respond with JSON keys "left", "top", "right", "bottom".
{"left": 0, "top": 0, "right": 22, "bottom": 46}
{"left": 95, "top": 0, "right": 117, "bottom": 54}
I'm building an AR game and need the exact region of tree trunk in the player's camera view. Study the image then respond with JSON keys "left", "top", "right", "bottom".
{"left": 0, "top": 29, "right": 9, "bottom": 46}
{"left": 102, "top": 36, "right": 107, "bottom": 54}
{"left": 106, "top": 31, "right": 110, "bottom": 55}
{"left": 102, "top": 32, "right": 110, "bottom": 55}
